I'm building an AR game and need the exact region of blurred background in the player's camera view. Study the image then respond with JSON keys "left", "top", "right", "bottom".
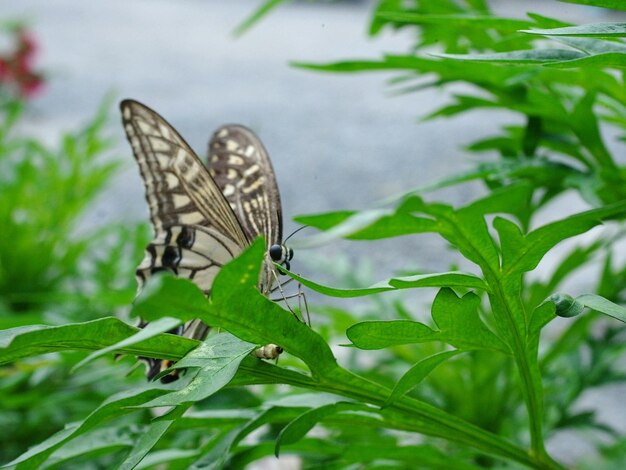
{"left": 4, "top": 0, "right": 613, "bottom": 274}
{"left": 2, "top": 0, "right": 625, "bottom": 466}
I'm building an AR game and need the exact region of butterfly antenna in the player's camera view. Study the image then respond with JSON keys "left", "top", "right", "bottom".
{"left": 284, "top": 225, "right": 309, "bottom": 243}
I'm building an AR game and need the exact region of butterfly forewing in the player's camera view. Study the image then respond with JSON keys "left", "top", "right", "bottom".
{"left": 121, "top": 100, "right": 248, "bottom": 248}
{"left": 207, "top": 125, "right": 283, "bottom": 248}
{"left": 121, "top": 100, "right": 249, "bottom": 345}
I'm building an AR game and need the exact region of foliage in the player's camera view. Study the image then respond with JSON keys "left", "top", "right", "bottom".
{"left": 4, "top": 0, "right": 626, "bottom": 469}
{"left": 0, "top": 44, "right": 149, "bottom": 460}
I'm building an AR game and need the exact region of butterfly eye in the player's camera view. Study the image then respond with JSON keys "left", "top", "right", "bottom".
{"left": 269, "top": 244, "right": 283, "bottom": 261}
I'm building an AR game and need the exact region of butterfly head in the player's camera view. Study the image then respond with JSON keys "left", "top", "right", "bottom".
{"left": 269, "top": 243, "right": 294, "bottom": 272}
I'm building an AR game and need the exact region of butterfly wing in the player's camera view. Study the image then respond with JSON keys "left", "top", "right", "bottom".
{"left": 121, "top": 100, "right": 249, "bottom": 377}
{"left": 207, "top": 125, "right": 283, "bottom": 248}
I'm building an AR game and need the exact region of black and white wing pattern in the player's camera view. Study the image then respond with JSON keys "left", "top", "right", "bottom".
{"left": 207, "top": 125, "right": 283, "bottom": 249}
{"left": 121, "top": 100, "right": 290, "bottom": 381}
{"left": 122, "top": 99, "right": 249, "bottom": 300}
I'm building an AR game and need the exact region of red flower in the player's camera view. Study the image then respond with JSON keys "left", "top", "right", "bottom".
{"left": 0, "top": 26, "right": 45, "bottom": 99}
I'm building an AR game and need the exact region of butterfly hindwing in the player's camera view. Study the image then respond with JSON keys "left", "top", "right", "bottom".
{"left": 207, "top": 125, "right": 283, "bottom": 249}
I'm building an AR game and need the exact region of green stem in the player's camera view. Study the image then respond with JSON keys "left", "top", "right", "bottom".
{"left": 238, "top": 359, "right": 564, "bottom": 470}
{"left": 485, "top": 272, "right": 546, "bottom": 459}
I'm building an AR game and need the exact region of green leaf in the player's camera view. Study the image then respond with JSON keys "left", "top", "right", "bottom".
{"left": 291, "top": 209, "right": 394, "bottom": 247}
{"left": 376, "top": 13, "right": 532, "bottom": 30}
{"left": 191, "top": 239, "right": 339, "bottom": 377}
{"left": 497, "top": 201, "right": 626, "bottom": 275}
{"left": 431, "top": 289, "right": 508, "bottom": 353}
{"left": 42, "top": 426, "right": 135, "bottom": 469}
{"left": 576, "top": 293, "right": 626, "bottom": 323}
{"left": 0, "top": 317, "right": 199, "bottom": 365}
{"left": 232, "top": 0, "right": 289, "bottom": 37}
{"left": 384, "top": 350, "right": 463, "bottom": 407}
{"left": 340, "top": 443, "right": 482, "bottom": 470}
{"left": 347, "top": 320, "right": 438, "bottom": 350}
{"left": 293, "top": 210, "right": 354, "bottom": 230}
{"left": 436, "top": 49, "right": 586, "bottom": 63}
{"left": 553, "top": 1, "right": 626, "bottom": 13}
{"left": 348, "top": 289, "right": 507, "bottom": 353}
{"left": 284, "top": 271, "right": 488, "bottom": 298}
{"left": 117, "top": 405, "right": 190, "bottom": 470}
{"left": 3, "top": 385, "right": 176, "bottom": 469}
{"left": 546, "top": 52, "right": 626, "bottom": 68}
{"left": 275, "top": 402, "right": 375, "bottom": 456}
{"left": 463, "top": 182, "right": 533, "bottom": 217}
{"left": 137, "top": 334, "right": 256, "bottom": 408}
{"left": 72, "top": 316, "right": 183, "bottom": 372}
{"left": 135, "top": 449, "right": 200, "bottom": 470}
{"left": 521, "top": 23, "right": 626, "bottom": 38}
{"left": 132, "top": 273, "right": 209, "bottom": 323}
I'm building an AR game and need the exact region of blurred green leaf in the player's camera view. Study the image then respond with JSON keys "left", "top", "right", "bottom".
{"left": 233, "top": 0, "right": 289, "bottom": 37}
{"left": 3, "top": 385, "right": 176, "bottom": 469}
{"left": 276, "top": 402, "right": 375, "bottom": 455}
{"left": 384, "top": 350, "right": 463, "bottom": 407}
{"left": 522, "top": 23, "right": 626, "bottom": 38}
{"left": 436, "top": 49, "right": 587, "bottom": 63}
{"left": 559, "top": 0, "right": 626, "bottom": 12}
{"left": 117, "top": 405, "right": 190, "bottom": 470}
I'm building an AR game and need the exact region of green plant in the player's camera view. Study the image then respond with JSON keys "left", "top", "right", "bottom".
{"left": 4, "top": 0, "right": 626, "bottom": 468}
{"left": 0, "top": 92, "right": 150, "bottom": 461}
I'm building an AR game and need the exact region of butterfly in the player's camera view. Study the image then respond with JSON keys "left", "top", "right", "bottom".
{"left": 120, "top": 99, "right": 293, "bottom": 382}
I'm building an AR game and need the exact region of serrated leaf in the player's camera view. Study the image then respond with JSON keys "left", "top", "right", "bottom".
{"left": 384, "top": 350, "right": 462, "bottom": 407}
{"left": 348, "top": 289, "right": 507, "bottom": 353}
{"left": 498, "top": 201, "right": 626, "bottom": 275}
{"left": 431, "top": 289, "right": 508, "bottom": 353}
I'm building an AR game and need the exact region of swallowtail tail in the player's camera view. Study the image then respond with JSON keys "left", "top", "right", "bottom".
{"left": 121, "top": 99, "right": 293, "bottom": 381}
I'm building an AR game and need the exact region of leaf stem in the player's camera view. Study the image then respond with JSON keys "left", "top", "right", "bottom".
{"left": 238, "top": 359, "right": 564, "bottom": 469}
